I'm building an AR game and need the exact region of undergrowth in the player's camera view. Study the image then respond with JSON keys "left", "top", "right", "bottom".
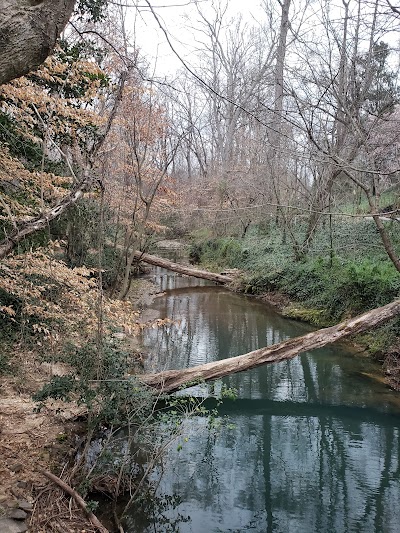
{"left": 189, "top": 220, "right": 400, "bottom": 356}
{"left": 33, "top": 339, "right": 154, "bottom": 428}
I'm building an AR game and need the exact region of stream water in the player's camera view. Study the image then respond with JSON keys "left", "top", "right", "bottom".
{"left": 126, "top": 267, "right": 400, "bottom": 533}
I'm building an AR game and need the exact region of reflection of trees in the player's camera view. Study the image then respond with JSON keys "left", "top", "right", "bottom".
{"left": 137, "top": 275, "right": 400, "bottom": 531}
{"left": 301, "top": 356, "right": 318, "bottom": 402}
{"left": 148, "top": 409, "right": 400, "bottom": 533}
{"left": 357, "top": 425, "right": 400, "bottom": 532}
{"left": 262, "top": 412, "right": 399, "bottom": 531}
{"left": 263, "top": 413, "right": 274, "bottom": 533}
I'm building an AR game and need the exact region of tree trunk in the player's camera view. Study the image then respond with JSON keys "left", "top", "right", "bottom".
{"left": 133, "top": 251, "right": 233, "bottom": 285}
{"left": 0, "top": 0, "right": 76, "bottom": 85}
{"left": 0, "top": 69, "right": 128, "bottom": 260}
{"left": 0, "top": 173, "right": 94, "bottom": 260}
{"left": 268, "top": 0, "right": 291, "bottom": 244}
{"left": 141, "top": 299, "right": 400, "bottom": 393}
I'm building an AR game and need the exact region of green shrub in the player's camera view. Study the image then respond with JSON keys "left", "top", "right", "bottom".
{"left": 334, "top": 260, "right": 400, "bottom": 315}
{"left": 242, "top": 271, "right": 281, "bottom": 294}
{"left": 277, "top": 259, "right": 328, "bottom": 302}
{"left": 190, "top": 226, "right": 400, "bottom": 325}
{"left": 33, "top": 339, "right": 156, "bottom": 427}
{"left": 189, "top": 238, "right": 245, "bottom": 269}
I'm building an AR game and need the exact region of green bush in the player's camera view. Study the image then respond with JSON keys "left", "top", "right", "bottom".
{"left": 335, "top": 260, "right": 400, "bottom": 315}
{"left": 189, "top": 238, "right": 246, "bottom": 269}
{"left": 242, "top": 271, "right": 282, "bottom": 294}
{"left": 190, "top": 225, "right": 400, "bottom": 325}
{"left": 33, "top": 339, "right": 156, "bottom": 427}
{"left": 277, "top": 259, "right": 328, "bottom": 302}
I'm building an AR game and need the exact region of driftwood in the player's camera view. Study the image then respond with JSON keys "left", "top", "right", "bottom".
{"left": 141, "top": 299, "right": 400, "bottom": 393}
{"left": 38, "top": 468, "right": 109, "bottom": 533}
{"left": 133, "top": 250, "right": 233, "bottom": 284}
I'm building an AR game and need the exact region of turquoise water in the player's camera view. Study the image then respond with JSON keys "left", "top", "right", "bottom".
{"left": 126, "top": 268, "right": 400, "bottom": 533}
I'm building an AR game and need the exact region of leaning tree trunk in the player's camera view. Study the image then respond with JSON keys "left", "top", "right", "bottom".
{"left": 141, "top": 299, "right": 400, "bottom": 393}
{"left": 0, "top": 172, "right": 94, "bottom": 260}
{"left": 0, "top": 69, "right": 129, "bottom": 260}
{"left": 0, "top": 0, "right": 76, "bottom": 86}
{"left": 133, "top": 251, "right": 233, "bottom": 284}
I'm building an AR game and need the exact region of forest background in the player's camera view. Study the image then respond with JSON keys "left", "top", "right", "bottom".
{"left": 0, "top": 0, "right": 400, "bottom": 531}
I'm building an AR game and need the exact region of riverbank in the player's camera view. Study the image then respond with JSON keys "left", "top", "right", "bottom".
{"left": 188, "top": 229, "right": 400, "bottom": 390}
{"left": 0, "top": 249, "right": 158, "bottom": 532}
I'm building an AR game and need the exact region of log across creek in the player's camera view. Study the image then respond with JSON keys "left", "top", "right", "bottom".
{"left": 133, "top": 250, "right": 233, "bottom": 284}
{"left": 134, "top": 251, "right": 400, "bottom": 394}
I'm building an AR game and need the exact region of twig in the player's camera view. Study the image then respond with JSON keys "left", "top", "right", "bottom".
{"left": 0, "top": 192, "right": 18, "bottom": 229}
{"left": 38, "top": 468, "right": 109, "bottom": 533}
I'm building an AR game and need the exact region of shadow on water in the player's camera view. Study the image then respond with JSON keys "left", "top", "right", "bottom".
{"left": 123, "top": 267, "right": 400, "bottom": 533}
{"left": 209, "top": 397, "right": 400, "bottom": 424}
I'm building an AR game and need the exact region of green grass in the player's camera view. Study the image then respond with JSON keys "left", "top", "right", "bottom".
{"left": 189, "top": 220, "right": 400, "bottom": 323}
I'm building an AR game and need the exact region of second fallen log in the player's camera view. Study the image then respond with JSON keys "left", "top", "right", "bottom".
{"left": 133, "top": 250, "right": 233, "bottom": 284}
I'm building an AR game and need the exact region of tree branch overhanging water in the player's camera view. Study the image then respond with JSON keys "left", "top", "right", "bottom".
{"left": 141, "top": 299, "right": 400, "bottom": 393}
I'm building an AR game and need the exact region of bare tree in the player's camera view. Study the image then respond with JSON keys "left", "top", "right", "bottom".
{"left": 167, "top": 0, "right": 281, "bottom": 235}
{"left": 286, "top": 0, "right": 400, "bottom": 267}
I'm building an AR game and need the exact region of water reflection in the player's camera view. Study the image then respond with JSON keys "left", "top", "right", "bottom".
{"left": 130, "top": 268, "right": 400, "bottom": 533}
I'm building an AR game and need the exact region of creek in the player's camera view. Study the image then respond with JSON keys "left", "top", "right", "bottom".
{"left": 125, "top": 266, "right": 400, "bottom": 533}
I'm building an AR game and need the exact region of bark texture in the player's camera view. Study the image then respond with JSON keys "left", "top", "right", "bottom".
{"left": 0, "top": 0, "right": 76, "bottom": 85}
{"left": 141, "top": 299, "right": 400, "bottom": 393}
{"left": 133, "top": 251, "right": 233, "bottom": 284}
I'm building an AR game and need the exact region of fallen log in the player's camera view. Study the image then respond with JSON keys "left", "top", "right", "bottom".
{"left": 141, "top": 299, "right": 400, "bottom": 393}
{"left": 133, "top": 250, "right": 233, "bottom": 284}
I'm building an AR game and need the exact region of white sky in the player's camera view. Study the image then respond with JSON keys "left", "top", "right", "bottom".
{"left": 127, "top": 0, "right": 265, "bottom": 76}
{"left": 123, "top": 0, "right": 400, "bottom": 81}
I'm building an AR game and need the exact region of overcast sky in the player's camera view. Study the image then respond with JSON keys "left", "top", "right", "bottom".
{"left": 129, "top": 0, "right": 264, "bottom": 76}
{"left": 125, "top": 0, "right": 399, "bottom": 81}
